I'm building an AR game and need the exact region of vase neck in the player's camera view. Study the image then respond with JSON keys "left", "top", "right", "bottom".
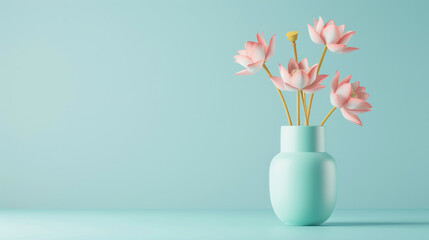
{"left": 280, "top": 126, "right": 326, "bottom": 152}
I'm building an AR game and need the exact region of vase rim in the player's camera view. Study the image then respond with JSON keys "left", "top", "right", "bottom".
{"left": 280, "top": 126, "right": 326, "bottom": 152}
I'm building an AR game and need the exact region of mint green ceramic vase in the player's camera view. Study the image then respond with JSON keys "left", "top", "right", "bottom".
{"left": 270, "top": 126, "right": 336, "bottom": 226}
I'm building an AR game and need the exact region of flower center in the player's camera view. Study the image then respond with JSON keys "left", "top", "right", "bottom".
{"left": 291, "top": 69, "right": 302, "bottom": 75}
{"left": 350, "top": 89, "right": 357, "bottom": 98}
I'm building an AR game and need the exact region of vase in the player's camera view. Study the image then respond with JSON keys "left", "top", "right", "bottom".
{"left": 269, "top": 126, "right": 336, "bottom": 226}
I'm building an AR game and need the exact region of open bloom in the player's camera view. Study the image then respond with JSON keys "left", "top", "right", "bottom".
{"left": 308, "top": 17, "right": 358, "bottom": 54}
{"left": 330, "top": 71, "right": 372, "bottom": 125}
{"left": 234, "top": 33, "right": 275, "bottom": 75}
{"left": 269, "top": 58, "right": 328, "bottom": 93}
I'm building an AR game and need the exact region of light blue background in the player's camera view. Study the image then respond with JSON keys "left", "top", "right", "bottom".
{"left": 0, "top": 0, "right": 427, "bottom": 209}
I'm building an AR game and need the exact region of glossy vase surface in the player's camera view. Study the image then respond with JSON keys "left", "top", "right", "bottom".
{"left": 270, "top": 126, "right": 336, "bottom": 225}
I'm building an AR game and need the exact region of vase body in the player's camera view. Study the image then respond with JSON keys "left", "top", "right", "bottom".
{"left": 270, "top": 126, "right": 336, "bottom": 226}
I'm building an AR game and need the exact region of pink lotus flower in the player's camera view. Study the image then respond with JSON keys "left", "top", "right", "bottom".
{"left": 308, "top": 17, "right": 358, "bottom": 54}
{"left": 234, "top": 33, "right": 275, "bottom": 75}
{"left": 330, "top": 71, "right": 372, "bottom": 125}
{"left": 269, "top": 58, "right": 328, "bottom": 93}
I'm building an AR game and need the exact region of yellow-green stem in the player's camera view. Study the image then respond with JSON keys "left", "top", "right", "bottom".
{"left": 320, "top": 107, "right": 337, "bottom": 126}
{"left": 263, "top": 63, "right": 293, "bottom": 126}
{"left": 292, "top": 42, "right": 302, "bottom": 126}
{"left": 292, "top": 42, "right": 298, "bottom": 62}
{"left": 307, "top": 45, "right": 328, "bottom": 121}
{"left": 300, "top": 91, "right": 308, "bottom": 125}
{"left": 316, "top": 46, "right": 328, "bottom": 75}
{"left": 297, "top": 91, "right": 300, "bottom": 126}
{"left": 307, "top": 94, "right": 314, "bottom": 121}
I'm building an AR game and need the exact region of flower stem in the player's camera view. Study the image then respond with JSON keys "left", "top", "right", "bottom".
{"left": 316, "top": 46, "right": 328, "bottom": 75}
{"left": 263, "top": 63, "right": 293, "bottom": 126}
{"left": 307, "top": 45, "right": 328, "bottom": 121}
{"left": 292, "top": 42, "right": 298, "bottom": 62}
{"left": 320, "top": 107, "right": 337, "bottom": 126}
{"left": 300, "top": 90, "right": 309, "bottom": 125}
{"left": 297, "top": 91, "right": 300, "bottom": 126}
{"left": 292, "top": 42, "right": 301, "bottom": 126}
